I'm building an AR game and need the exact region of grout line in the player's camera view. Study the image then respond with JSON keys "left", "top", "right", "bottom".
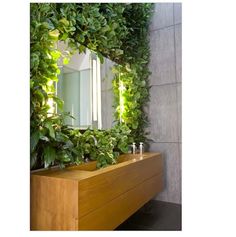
{"left": 150, "top": 81, "right": 182, "bottom": 87}
{"left": 173, "top": 5, "right": 181, "bottom": 144}
{"left": 149, "top": 23, "right": 181, "bottom": 33}
{"left": 173, "top": 6, "right": 177, "bottom": 84}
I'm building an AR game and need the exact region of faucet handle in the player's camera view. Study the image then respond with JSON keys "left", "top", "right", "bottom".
{"left": 132, "top": 142, "right": 136, "bottom": 154}
{"left": 139, "top": 142, "right": 144, "bottom": 155}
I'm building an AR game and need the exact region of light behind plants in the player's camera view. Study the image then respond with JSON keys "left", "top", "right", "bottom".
{"left": 30, "top": 3, "right": 153, "bottom": 169}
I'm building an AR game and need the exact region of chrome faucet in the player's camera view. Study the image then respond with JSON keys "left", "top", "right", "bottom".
{"left": 132, "top": 142, "right": 136, "bottom": 154}
{"left": 139, "top": 142, "right": 144, "bottom": 156}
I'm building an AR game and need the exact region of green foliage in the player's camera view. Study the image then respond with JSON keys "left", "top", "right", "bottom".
{"left": 112, "top": 4, "right": 153, "bottom": 144}
{"left": 70, "top": 124, "right": 131, "bottom": 169}
{"left": 30, "top": 3, "right": 153, "bottom": 170}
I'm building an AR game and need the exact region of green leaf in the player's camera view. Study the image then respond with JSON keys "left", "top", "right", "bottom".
{"left": 112, "top": 22, "right": 118, "bottom": 30}
{"left": 30, "top": 130, "right": 40, "bottom": 152}
{"left": 39, "top": 135, "right": 50, "bottom": 142}
{"left": 55, "top": 132, "right": 69, "bottom": 142}
{"left": 101, "top": 25, "right": 110, "bottom": 33}
{"left": 70, "top": 27, "right": 76, "bottom": 32}
{"left": 30, "top": 53, "right": 39, "bottom": 69}
{"left": 43, "top": 146, "right": 56, "bottom": 168}
{"left": 78, "top": 44, "right": 86, "bottom": 53}
{"left": 97, "top": 52, "right": 104, "bottom": 64}
{"left": 115, "top": 49, "right": 123, "bottom": 56}
{"left": 56, "top": 68, "right": 61, "bottom": 74}
{"left": 118, "top": 143, "right": 129, "bottom": 153}
{"left": 53, "top": 96, "right": 64, "bottom": 111}
{"left": 113, "top": 151, "right": 120, "bottom": 159}
{"left": 45, "top": 122, "right": 55, "bottom": 139}
{"left": 140, "top": 80, "right": 146, "bottom": 87}
{"left": 63, "top": 140, "right": 74, "bottom": 149}
{"left": 30, "top": 80, "right": 34, "bottom": 88}
{"left": 77, "top": 34, "right": 85, "bottom": 43}
{"left": 84, "top": 143, "right": 91, "bottom": 153}
{"left": 34, "top": 90, "right": 45, "bottom": 103}
{"left": 111, "top": 67, "right": 119, "bottom": 74}
{"left": 50, "top": 50, "right": 61, "bottom": 60}
{"left": 63, "top": 57, "right": 70, "bottom": 65}
{"left": 48, "top": 29, "right": 60, "bottom": 40}
{"left": 61, "top": 32, "right": 68, "bottom": 41}
{"left": 59, "top": 18, "right": 70, "bottom": 26}
{"left": 62, "top": 153, "right": 71, "bottom": 162}
{"left": 30, "top": 151, "right": 38, "bottom": 169}
{"left": 132, "top": 122, "right": 138, "bottom": 129}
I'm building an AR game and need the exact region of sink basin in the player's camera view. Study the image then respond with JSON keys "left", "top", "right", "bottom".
{"left": 66, "top": 154, "right": 148, "bottom": 172}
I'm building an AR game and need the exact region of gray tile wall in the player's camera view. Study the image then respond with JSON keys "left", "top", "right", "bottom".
{"left": 148, "top": 3, "right": 182, "bottom": 204}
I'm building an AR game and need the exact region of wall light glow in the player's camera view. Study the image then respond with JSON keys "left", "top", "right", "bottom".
{"left": 119, "top": 79, "right": 125, "bottom": 123}
{"left": 92, "top": 59, "right": 97, "bottom": 121}
{"left": 47, "top": 98, "right": 54, "bottom": 116}
{"left": 97, "top": 58, "right": 102, "bottom": 129}
{"left": 47, "top": 81, "right": 55, "bottom": 117}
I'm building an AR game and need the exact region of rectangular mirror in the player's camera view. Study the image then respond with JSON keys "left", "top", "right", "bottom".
{"left": 56, "top": 42, "right": 116, "bottom": 130}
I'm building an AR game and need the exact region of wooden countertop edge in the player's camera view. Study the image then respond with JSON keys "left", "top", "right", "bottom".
{"left": 30, "top": 152, "right": 162, "bottom": 180}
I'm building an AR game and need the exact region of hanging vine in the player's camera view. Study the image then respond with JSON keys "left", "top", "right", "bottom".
{"left": 30, "top": 3, "right": 153, "bottom": 170}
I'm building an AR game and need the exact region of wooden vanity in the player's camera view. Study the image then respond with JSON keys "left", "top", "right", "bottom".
{"left": 30, "top": 152, "right": 163, "bottom": 230}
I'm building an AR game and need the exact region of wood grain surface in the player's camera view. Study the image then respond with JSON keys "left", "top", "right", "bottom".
{"left": 30, "top": 152, "right": 163, "bottom": 230}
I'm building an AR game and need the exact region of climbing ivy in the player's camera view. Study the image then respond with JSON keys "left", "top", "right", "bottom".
{"left": 112, "top": 3, "right": 153, "bottom": 144}
{"left": 30, "top": 3, "right": 153, "bottom": 170}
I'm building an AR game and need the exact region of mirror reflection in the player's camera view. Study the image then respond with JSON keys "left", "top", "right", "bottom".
{"left": 56, "top": 42, "right": 115, "bottom": 130}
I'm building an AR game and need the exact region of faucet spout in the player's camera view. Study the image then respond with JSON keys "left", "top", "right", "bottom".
{"left": 139, "top": 142, "right": 144, "bottom": 156}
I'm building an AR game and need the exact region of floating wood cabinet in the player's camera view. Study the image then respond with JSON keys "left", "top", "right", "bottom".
{"left": 30, "top": 152, "right": 163, "bottom": 230}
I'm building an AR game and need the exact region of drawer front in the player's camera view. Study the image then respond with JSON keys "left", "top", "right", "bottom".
{"left": 78, "top": 154, "right": 163, "bottom": 218}
{"left": 78, "top": 173, "right": 163, "bottom": 230}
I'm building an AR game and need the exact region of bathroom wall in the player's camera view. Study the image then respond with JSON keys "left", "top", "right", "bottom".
{"left": 148, "top": 3, "right": 182, "bottom": 204}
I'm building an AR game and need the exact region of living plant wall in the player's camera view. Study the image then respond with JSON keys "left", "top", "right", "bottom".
{"left": 30, "top": 3, "right": 153, "bottom": 170}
